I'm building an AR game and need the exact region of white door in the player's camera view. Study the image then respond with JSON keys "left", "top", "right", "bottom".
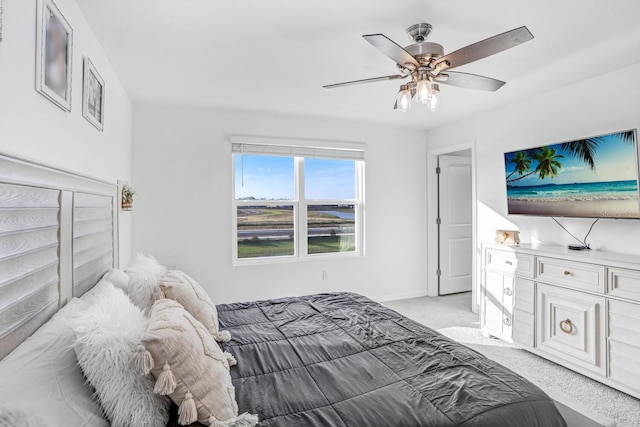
{"left": 438, "top": 155, "right": 472, "bottom": 295}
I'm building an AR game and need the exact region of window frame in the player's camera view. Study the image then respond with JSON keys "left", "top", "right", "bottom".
{"left": 232, "top": 155, "right": 365, "bottom": 265}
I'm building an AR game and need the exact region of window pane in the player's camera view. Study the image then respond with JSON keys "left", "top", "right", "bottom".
{"left": 307, "top": 204, "right": 356, "bottom": 254}
{"left": 237, "top": 206, "right": 295, "bottom": 258}
{"left": 235, "top": 155, "right": 294, "bottom": 200}
{"left": 305, "top": 159, "right": 356, "bottom": 200}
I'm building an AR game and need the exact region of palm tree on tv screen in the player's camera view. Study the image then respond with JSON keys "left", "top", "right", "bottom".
{"left": 559, "top": 129, "right": 634, "bottom": 171}
{"left": 506, "top": 151, "right": 532, "bottom": 181}
{"left": 505, "top": 130, "right": 634, "bottom": 183}
{"left": 532, "top": 146, "right": 564, "bottom": 179}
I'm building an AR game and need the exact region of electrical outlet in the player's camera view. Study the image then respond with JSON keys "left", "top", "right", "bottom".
{"left": 322, "top": 270, "right": 329, "bottom": 280}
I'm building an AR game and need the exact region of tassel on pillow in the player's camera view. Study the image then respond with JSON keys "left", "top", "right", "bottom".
{"left": 208, "top": 412, "right": 259, "bottom": 427}
{"left": 178, "top": 392, "right": 198, "bottom": 425}
{"left": 212, "top": 330, "right": 231, "bottom": 343}
{"left": 153, "top": 288, "right": 167, "bottom": 301}
{"left": 154, "top": 362, "right": 177, "bottom": 395}
{"left": 223, "top": 351, "right": 237, "bottom": 367}
{"left": 129, "top": 344, "right": 154, "bottom": 375}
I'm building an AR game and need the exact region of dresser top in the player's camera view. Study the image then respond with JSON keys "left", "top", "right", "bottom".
{"left": 483, "top": 242, "right": 640, "bottom": 269}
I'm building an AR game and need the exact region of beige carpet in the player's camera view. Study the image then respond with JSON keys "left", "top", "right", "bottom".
{"left": 385, "top": 293, "right": 640, "bottom": 427}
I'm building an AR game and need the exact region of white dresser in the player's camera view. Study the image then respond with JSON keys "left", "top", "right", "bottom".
{"left": 481, "top": 243, "right": 640, "bottom": 399}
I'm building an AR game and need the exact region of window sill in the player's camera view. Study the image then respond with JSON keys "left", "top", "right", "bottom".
{"left": 232, "top": 251, "right": 364, "bottom": 267}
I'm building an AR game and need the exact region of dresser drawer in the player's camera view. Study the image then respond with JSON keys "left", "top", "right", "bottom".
{"left": 608, "top": 267, "right": 640, "bottom": 302}
{"left": 485, "top": 249, "right": 534, "bottom": 278}
{"left": 536, "top": 284, "right": 605, "bottom": 375}
{"left": 536, "top": 257, "right": 604, "bottom": 293}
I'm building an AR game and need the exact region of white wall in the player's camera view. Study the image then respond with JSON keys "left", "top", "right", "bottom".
{"left": 132, "top": 105, "right": 428, "bottom": 304}
{"left": 0, "top": 0, "right": 133, "bottom": 264}
{"left": 426, "top": 61, "right": 640, "bottom": 299}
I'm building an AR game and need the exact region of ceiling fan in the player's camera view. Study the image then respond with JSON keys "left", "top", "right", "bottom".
{"left": 323, "top": 23, "right": 534, "bottom": 112}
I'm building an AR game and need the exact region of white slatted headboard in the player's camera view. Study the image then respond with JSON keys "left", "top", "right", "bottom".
{"left": 73, "top": 192, "right": 116, "bottom": 297}
{"left": 0, "top": 153, "right": 119, "bottom": 359}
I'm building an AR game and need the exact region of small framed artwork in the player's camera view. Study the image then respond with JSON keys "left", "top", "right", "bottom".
{"left": 35, "top": 0, "right": 73, "bottom": 111}
{"left": 1, "top": 0, "right": 4, "bottom": 44}
{"left": 82, "top": 57, "right": 105, "bottom": 131}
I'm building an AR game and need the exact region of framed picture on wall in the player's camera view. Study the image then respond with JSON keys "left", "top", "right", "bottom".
{"left": 35, "top": 0, "right": 73, "bottom": 111}
{"left": 1, "top": 0, "right": 4, "bottom": 44}
{"left": 82, "top": 57, "right": 105, "bottom": 131}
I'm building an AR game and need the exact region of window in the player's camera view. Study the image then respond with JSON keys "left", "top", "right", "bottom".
{"left": 232, "top": 142, "right": 364, "bottom": 262}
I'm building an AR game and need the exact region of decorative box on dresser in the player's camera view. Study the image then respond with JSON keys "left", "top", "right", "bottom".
{"left": 481, "top": 243, "right": 640, "bottom": 399}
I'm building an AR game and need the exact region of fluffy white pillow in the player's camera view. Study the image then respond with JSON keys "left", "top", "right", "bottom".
{"left": 103, "top": 268, "right": 130, "bottom": 293}
{"left": 72, "top": 280, "right": 170, "bottom": 427}
{"left": 125, "top": 253, "right": 168, "bottom": 313}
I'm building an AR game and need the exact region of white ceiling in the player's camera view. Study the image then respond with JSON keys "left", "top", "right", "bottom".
{"left": 76, "top": 0, "right": 640, "bottom": 130}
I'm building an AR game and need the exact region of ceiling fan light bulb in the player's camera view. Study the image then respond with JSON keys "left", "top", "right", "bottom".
{"left": 397, "top": 86, "right": 412, "bottom": 112}
{"left": 429, "top": 84, "right": 440, "bottom": 112}
{"left": 416, "top": 79, "right": 432, "bottom": 104}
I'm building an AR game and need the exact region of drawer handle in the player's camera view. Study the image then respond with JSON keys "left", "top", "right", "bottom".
{"left": 563, "top": 271, "right": 572, "bottom": 276}
{"left": 505, "top": 261, "right": 513, "bottom": 266}
{"left": 503, "top": 318, "right": 512, "bottom": 326}
{"left": 559, "top": 319, "right": 574, "bottom": 334}
{"left": 503, "top": 288, "right": 513, "bottom": 296}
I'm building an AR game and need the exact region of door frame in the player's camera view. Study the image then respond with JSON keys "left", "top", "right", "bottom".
{"left": 426, "top": 141, "right": 479, "bottom": 312}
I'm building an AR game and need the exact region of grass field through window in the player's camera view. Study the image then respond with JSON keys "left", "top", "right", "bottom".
{"left": 237, "top": 206, "right": 356, "bottom": 258}
{"left": 237, "top": 236, "right": 356, "bottom": 258}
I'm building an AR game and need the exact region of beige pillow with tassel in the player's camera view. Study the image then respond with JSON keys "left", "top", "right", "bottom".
{"left": 159, "top": 270, "right": 231, "bottom": 343}
{"left": 134, "top": 299, "right": 258, "bottom": 427}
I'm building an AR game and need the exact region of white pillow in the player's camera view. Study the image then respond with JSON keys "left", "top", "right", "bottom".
{"left": 125, "top": 253, "right": 168, "bottom": 313}
{"left": 72, "top": 280, "right": 170, "bottom": 427}
{"left": 0, "top": 298, "right": 109, "bottom": 427}
{"left": 0, "top": 408, "right": 45, "bottom": 427}
{"left": 103, "top": 268, "right": 130, "bottom": 294}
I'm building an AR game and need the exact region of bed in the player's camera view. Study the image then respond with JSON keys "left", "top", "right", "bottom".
{"left": 0, "top": 153, "right": 566, "bottom": 427}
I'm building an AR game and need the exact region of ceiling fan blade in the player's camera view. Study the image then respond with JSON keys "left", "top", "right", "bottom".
{"left": 363, "top": 34, "right": 420, "bottom": 69}
{"left": 323, "top": 74, "right": 406, "bottom": 89}
{"left": 433, "top": 26, "right": 533, "bottom": 72}
{"left": 437, "top": 71, "right": 506, "bottom": 91}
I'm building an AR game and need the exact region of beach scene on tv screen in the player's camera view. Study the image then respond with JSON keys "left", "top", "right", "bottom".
{"left": 504, "top": 130, "right": 640, "bottom": 218}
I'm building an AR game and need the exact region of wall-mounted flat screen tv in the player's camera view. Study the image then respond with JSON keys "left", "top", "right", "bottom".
{"left": 504, "top": 129, "right": 640, "bottom": 219}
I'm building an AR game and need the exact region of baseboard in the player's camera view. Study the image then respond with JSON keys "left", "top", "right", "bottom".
{"left": 544, "top": 388, "right": 616, "bottom": 427}
{"left": 374, "top": 291, "right": 428, "bottom": 303}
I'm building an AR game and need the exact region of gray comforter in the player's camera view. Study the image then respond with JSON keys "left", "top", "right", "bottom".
{"left": 171, "top": 292, "right": 566, "bottom": 427}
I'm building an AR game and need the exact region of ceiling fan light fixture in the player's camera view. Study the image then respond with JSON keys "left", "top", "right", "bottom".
{"left": 396, "top": 84, "right": 412, "bottom": 112}
{"left": 429, "top": 84, "right": 441, "bottom": 112}
{"left": 326, "top": 24, "right": 534, "bottom": 113}
{"left": 416, "top": 78, "right": 432, "bottom": 105}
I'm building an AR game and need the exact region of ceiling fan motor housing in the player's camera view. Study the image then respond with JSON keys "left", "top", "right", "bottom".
{"left": 405, "top": 42, "right": 445, "bottom": 64}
